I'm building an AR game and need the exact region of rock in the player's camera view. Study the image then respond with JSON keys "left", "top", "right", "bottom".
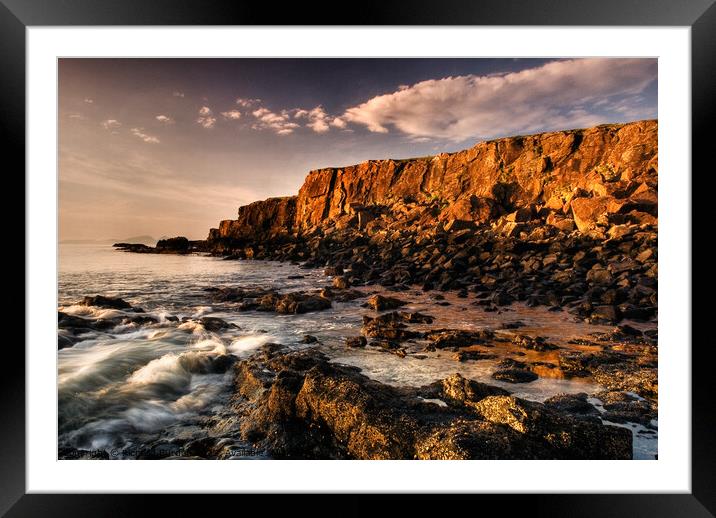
{"left": 544, "top": 393, "right": 600, "bottom": 416}
{"left": 425, "top": 329, "right": 494, "bottom": 349}
{"left": 586, "top": 266, "right": 613, "bottom": 286}
{"left": 365, "top": 294, "right": 406, "bottom": 311}
{"left": 571, "top": 197, "right": 610, "bottom": 232}
{"left": 346, "top": 336, "right": 367, "bottom": 348}
{"left": 590, "top": 305, "right": 621, "bottom": 324}
{"left": 231, "top": 348, "right": 632, "bottom": 459}
{"left": 511, "top": 335, "right": 558, "bottom": 351}
{"left": 453, "top": 350, "right": 498, "bottom": 362}
{"left": 301, "top": 335, "right": 319, "bottom": 344}
{"left": 332, "top": 276, "right": 350, "bottom": 289}
{"left": 197, "top": 316, "right": 237, "bottom": 332}
{"left": 491, "top": 368, "right": 538, "bottom": 383}
{"left": 361, "top": 313, "right": 420, "bottom": 341}
{"left": 156, "top": 236, "right": 190, "bottom": 253}
{"left": 254, "top": 291, "right": 332, "bottom": 314}
{"left": 546, "top": 213, "right": 575, "bottom": 232}
{"left": 506, "top": 207, "right": 533, "bottom": 222}
{"left": 79, "top": 295, "right": 132, "bottom": 310}
{"left": 207, "top": 120, "right": 656, "bottom": 244}
{"left": 324, "top": 266, "right": 344, "bottom": 276}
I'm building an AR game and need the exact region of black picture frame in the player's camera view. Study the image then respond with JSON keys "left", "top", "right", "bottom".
{"left": 5, "top": 0, "right": 712, "bottom": 514}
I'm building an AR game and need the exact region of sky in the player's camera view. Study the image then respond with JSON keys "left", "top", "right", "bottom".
{"left": 59, "top": 58, "right": 657, "bottom": 241}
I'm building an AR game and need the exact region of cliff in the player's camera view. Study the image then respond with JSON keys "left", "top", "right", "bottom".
{"left": 209, "top": 119, "right": 657, "bottom": 244}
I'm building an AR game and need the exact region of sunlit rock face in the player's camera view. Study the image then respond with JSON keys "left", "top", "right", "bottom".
{"left": 209, "top": 119, "right": 657, "bottom": 241}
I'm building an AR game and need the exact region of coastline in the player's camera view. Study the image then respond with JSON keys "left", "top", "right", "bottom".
{"left": 61, "top": 120, "right": 658, "bottom": 460}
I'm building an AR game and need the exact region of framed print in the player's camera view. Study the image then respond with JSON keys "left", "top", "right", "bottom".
{"left": 5, "top": 0, "right": 713, "bottom": 513}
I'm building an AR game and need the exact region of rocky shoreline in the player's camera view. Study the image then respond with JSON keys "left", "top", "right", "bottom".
{"left": 90, "top": 120, "right": 658, "bottom": 459}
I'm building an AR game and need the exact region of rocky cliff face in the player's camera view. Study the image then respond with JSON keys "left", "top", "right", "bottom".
{"left": 209, "top": 120, "right": 657, "bottom": 242}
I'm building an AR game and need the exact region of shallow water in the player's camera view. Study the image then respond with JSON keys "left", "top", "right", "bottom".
{"left": 58, "top": 244, "right": 657, "bottom": 459}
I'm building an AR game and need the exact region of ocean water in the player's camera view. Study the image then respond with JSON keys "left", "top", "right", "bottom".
{"left": 58, "top": 244, "right": 657, "bottom": 459}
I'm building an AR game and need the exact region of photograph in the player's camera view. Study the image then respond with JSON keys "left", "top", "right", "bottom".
{"left": 57, "top": 57, "right": 659, "bottom": 461}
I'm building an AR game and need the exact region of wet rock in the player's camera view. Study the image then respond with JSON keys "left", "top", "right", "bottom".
{"left": 453, "top": 350, "right": 498, "bottom": 362}
{"left": 512, "top": 335, "right": 559, "bottom": 352}
{"left": 365, "top": 294, "right": 407, "bottom": 311}
{"left": 255, "top": 291, "right": 332, "bottom": 314}
{"left": 594, "top": 390, "right": 657, "bottom": 426}
{"left": 589, "top": 305, "right": 621, "bottom": 324}
{"left": 346, "top": 336, "right": 367, "bottom": 348}
{"left": 592, "top": 366, "right": 658, "bottom": 398}
{"left": 301, "top": 335, "right": 319, "bottom": 344}
{"left": 425, "top": 329, "right": 494, "bottom": 349}
{"left": 435, "top": 373, "right": 510, "bottom": 406}
{"left": 543, "top": 393, "right": 600, "bottom": 416}
{"left": 361, "top": 313, "right": 420, "bottom": 341}
{"left": 79, "top": 295, "right": 133, "bottom": 310}
{"left": 399, "top": 311, "right": 434, "bottom": 324}
{"left": 231, "top": 349, "right": 632, "bottom": 459}
{"left": 122, "top": 314, "right": 159, "bottom": 326}
{"left": 492, "top": 368, "right": 538, "bottom": 383}
{"left": 197, "top": 316, "right": 237, "bottom": 332}
{"left": 324, "top": 266, "right": 344, "bottom": 276}
{"left": 332, "top": 276, "right": 350, "bottom": 289}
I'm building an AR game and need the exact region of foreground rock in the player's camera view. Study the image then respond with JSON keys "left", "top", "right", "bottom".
{"left": 230, "top": 346, "right": 632, "bottom": 459}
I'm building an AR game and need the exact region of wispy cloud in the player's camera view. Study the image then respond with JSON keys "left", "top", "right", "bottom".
{"left": 172, "top": 91, "right": 185, "bottom": 98}
{"left": 155, "top": 115, "right": 175, "bottom": 125}
{"left": 130, "top": 127, "right": 160, "bottom": 144}
{"left": 196, "top": 106, "right": 217, "bottom": 129}
{"left": 83, "top": 98, "right": 94, "bottom": 104}
{"left": 342, "top": 58, "right": 657, "bottom": 141}
{"left": 68, "top": 113, "right": 86, "bottom": 120}
{"left": 221, "top": 109, "right": 242, "bottom": 120}
{"left": 101, "top": 119, "right": 122, "bottom": 131}
{"left": 251, "top": 107, "right": 299, "bottom": 135}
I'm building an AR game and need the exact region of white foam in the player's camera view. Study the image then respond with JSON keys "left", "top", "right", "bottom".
{"left": 228, "top": 334, "right": 274, "bottom": 355}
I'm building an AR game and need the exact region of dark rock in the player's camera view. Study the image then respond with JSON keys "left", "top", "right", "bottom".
{"left": 365, "top": 294, "right": 407, "bottom": 311}
{"left": 491, "top": 368, "right": 538, "bottom": 383}
{"left": 156, "top": 236, "right": 190, "bottom": 253}
{"left": 79, "top": 295, "right": 132, "bottom": 310}
{"left": 544, "top": 393, "right": 600, "bottom": 416}
{"left": 346, "top": 336, "right": 367, "bottom": 348}
{"left": 198, "top": 316, "right": 237, "bottom": 332}
{"left": 425, "top": 329, "right": 494, "bottom": 349}
{"left": 590, "top": 305, "right": 621, "bottom": 324}
{"left": 512, "top": 335, "right": 559, "bottom": 351}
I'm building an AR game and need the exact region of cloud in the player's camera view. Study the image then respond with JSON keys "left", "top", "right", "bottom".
{"left": 155, "top": 115, "right": 175, "bottom": 124}
{"left": 235, "top": 97, "right": 261, "bottom": 107}
{"left": 68, "top": 113, "right": 86, "bottom": 120}
{"left": 293, "top": 106, "right": 339, "bottom": 134}
{"left": 330, "top": 117, "right": 347, "bottom": 129}
{"left": 101, "top": 119, "right": 122, "bottom": 130}
{"left": 251, "top": 107, "right": 299, "bottom": 135}
{"left": 221, "top": 110, "right": 242, "bottom": 120}
{"left": 130, "top": 127, "right": 160, "bottom": 144}
{"left": 342, "top": 58, "right": 657, "bottom": 141}
{"left": 172, "top": 91, "right": 185, "bottom": 98}
{"left": 196, "top": 106, "right": 217, "bottom": 129}
{"left": 84, "top": 98, "right": 94, "bottom": 104}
